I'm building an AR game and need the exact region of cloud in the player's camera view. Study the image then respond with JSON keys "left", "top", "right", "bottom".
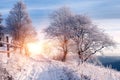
{"left": 27, "top": 0, "right": 102, "bottom": 12}
{"left": 94, "top": 19, "right": 120, "bottom": 31}
{"left": 93, "top": 19, "right": 120, "bottom": 44}
{"left": 28, "top": 5, "right": 60, "bottom": 11}
{"left": 67, "top": 0, "right": 102, "bottom": 9}
{"left": 0, "top": 9, "right": 10, "bottom": 14}
{"left": 32, "top": 18, "right": 49, "bottom": 30}
{"left": 60, "top": 0, "right": 120, "bottom": 19}
{"left": 28, "top": 7, "right": 55, "bottom": 11}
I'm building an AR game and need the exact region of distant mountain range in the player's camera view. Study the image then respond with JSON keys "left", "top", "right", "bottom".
{"left": 97, "top": 56, "right": 120, "bottom": 71}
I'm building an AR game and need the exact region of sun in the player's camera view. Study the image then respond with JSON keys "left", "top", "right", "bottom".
{"left": 26, "top": 40, "right": 55, "bottom": 57}
{"left": 27, "top": 42, "right": 41, "bottom": 56}
{"left": 26, "top": 33, "right": 59, "bottom": 58}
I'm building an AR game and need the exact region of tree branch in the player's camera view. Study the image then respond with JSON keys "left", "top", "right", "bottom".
{"left": 83, "top": 46, "right": 104, "bottom": 62}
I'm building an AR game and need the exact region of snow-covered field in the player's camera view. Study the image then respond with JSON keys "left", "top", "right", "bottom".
{"left": 0, "top": 53, "right": 119, "bottom": 80}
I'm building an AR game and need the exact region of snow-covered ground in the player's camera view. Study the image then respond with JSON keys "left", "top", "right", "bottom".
{"left": 0, "top": 53, "right": 119, "bottom": 80}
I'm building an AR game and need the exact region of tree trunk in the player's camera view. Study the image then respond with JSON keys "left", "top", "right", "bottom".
{"left": 61, "top": 38, "right": 68, "bottom": 62}
{"left": 62, "top": 50, "right": 67, "bottom": 62}
{"left": 78, "top": 51, "right": 84, "bottom": 63}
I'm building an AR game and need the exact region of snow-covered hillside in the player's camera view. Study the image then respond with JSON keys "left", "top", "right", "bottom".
{"left": 1, "top": 54, "right": 119, "bottom": 80}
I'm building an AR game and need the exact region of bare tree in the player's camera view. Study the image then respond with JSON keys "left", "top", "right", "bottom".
{"left": 6, "top": 1, "right": 37, "bottom": 55}
{"left": 45, "top": 7, "right": 73, "bottom": 61}
{"left": 69, "top": 15, "right": 115, "bottom": 62}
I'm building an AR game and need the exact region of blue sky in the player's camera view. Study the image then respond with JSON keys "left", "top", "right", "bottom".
{"left": 0, "top": 0, "right": 120, "bottom": 55}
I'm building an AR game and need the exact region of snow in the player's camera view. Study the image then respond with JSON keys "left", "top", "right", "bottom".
{"left": 1, "top": 54, "right": 119, "bottom": 80}
{"left": 0, "top": 52, "right": 120, "bottom": 80}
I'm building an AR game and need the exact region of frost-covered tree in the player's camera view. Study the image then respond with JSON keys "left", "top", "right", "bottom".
{"left": 69, "top": 15, "right": 115, "bottom": 62}
{"left": 45, "top": 7, "right": 73, "bottom": 61}
{"left": 6, "top": 1, "right": 36, "bottom": 54}
{"left": 0, "top": 14, "right": 6, "bottom": 46}
{"left": 45, "top": 7, "right": 115, "bottom": 62}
